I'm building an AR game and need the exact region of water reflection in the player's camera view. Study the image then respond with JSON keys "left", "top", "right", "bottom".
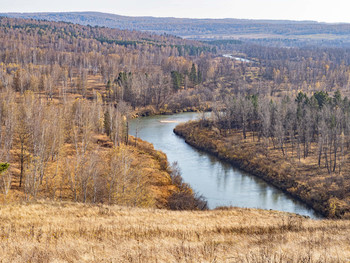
{"left": 129, "top": 113, "right": 322, "bottom": 219}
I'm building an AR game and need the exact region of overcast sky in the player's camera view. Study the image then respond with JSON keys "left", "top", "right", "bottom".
{"left": 0, "top": 0, "right": 349, "bottom": 23}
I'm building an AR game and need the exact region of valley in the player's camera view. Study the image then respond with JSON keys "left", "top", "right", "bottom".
{"left": 0, "top": 12, "right": 350, "bottom": 262}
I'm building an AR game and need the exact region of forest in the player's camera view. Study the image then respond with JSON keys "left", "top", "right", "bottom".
{"left": 174, "top": 90, "right": 350, "bottom": 217}
{"left": 0, "top": 16, "right": 212, "bottom": 208}
{"left": 3, "top": 12, "right": 350, "bottom": 47}
{"left": 0, "top": 13, "right": 350, "bottom": 262}
{"left": 1, "top": 15, "right": 350, "bottom": 215}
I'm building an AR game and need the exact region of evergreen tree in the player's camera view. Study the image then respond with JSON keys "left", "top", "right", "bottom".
{"left": 189, "top": 64, "right": 197, "bottom": 84}
{"left": 0, "top": 163, "right": 9, "bottom": 174}
{"left": 312, "top": 91, "right": 330, "bottom": 108}
{"left": 116, "top": 72, "right": 134, "bottom": 105}
{"left": 333, "top": 90, "right": 342, "bottom": 107}
{"left": 171, "top": 71, "right": 183, "bottom": 91}
{"left": 106, "top": 79, "right": 112, "bottom": 100}
{"left": 197, "top": 70, "right": 202, "bottom": 84}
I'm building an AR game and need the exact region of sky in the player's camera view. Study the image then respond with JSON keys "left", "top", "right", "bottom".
{"left": 0, "top": 0, "right": 349, "bottom": 23}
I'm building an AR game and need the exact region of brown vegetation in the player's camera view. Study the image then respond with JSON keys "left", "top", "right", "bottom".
{"left": 0, "top": 88, "right": 205, "bottom": 209}
{"left": 2, "top": 117, "right": 174, "bottom": 208}
{"left": 0, "top": 87, "right": 196, "bottom": 208}
{"left": 0, "top": 201, "right": 349, "bottom": 262}
{"left": 1, "top": 14, "right": 350, "bottom": 262}
{"left": 0, "top": 16, "right": 211, "bottom": 208}
{"left": 0, "top": 17, "right": 215, "bottom": 114}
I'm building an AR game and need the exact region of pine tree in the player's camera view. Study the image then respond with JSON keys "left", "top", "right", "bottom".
{"left": 197, "top": 70, "right": 202, "bottom": 84}
{"left": 171, "top": 71, "right": 183, "bottom": 91}
{"left": 0, "top": 163, "right": 9, "bottom": 174}
{"left": 189, "top": 64, "right": 197, "bottom": 84}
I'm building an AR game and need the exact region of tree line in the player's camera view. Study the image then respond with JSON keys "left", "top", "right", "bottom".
{"left": 0, "top": 89, "right": 158, "bottom": 205}
{"left": 212, "top": 90, "right": 350, "bottom": 175}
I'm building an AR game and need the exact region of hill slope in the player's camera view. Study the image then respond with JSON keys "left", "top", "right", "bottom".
{"left": 2, "top": 12, "right": 350, "bottom": 46}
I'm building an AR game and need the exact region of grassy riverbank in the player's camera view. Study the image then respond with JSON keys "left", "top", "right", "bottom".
{"left": 0, "top": 200, "right": 349, "bottom": 262}
{"left": 174, "top": 121, "right": 350, "bottom": 219}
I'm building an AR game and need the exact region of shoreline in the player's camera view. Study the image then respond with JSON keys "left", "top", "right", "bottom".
{"left": 174, "top": 121, "right": 349, "bottom": 219}
{"left": 131, "top": 105, "right": 211, "bottom": 118}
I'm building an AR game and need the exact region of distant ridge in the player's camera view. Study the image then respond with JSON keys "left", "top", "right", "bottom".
{"left": 1, "top": 11, "right": 350, "bottom": 45}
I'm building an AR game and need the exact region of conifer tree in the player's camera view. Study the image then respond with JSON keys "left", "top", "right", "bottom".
{"left": 189, "top": 64, "right": 197, "bottom": 84}
{"left": 0, "top": 163, "right": 9, "bottom": 174}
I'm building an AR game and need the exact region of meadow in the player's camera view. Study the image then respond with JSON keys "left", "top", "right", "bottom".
{"left": 0, "top": 201, "right": 349, "bottom": 262}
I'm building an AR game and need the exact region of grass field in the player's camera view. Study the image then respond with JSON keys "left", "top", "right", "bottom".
{"left": 0, "top": 201, "right": 349, "bottom": 262}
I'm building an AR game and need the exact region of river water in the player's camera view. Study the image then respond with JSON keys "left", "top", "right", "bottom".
{"left": 223, "top": 54, "right": 251, "bottom": 63}
{"left": 129, "top": 112, "right": 321, "bottom": 218}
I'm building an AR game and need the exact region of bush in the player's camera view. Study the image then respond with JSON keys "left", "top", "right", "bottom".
{"left": 168, "top": 192, "right": 208, "bottom": 211}
{"left": 168, "top": 162, "right": 208, "bottom": 210}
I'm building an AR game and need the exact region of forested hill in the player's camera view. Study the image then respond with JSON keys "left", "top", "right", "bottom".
{"left": 2, "top": 12, "right": 350, "bottom": 46}
{"left": 0, "top": 16, "right": 217, "bottom": 111}
{"left": 0, "top": 15, "right": 207, "bottom": 48}
{"left": 0, "top": 16, "right": 215, "bottom": 206}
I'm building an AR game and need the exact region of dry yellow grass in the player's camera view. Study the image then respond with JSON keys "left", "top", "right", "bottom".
{"left": 0, "top": 201, "right": 349, "bottom": 262}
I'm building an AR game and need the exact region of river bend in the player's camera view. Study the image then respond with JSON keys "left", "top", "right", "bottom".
{"left": 130, "top": 112, "right": 321, "bottom": 218}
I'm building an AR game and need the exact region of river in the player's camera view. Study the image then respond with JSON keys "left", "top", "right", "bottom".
{"left": 129, "top": 112, "right": 322, "bottom": 218}
{"left": 223, "top": 54, "right": 251, "bottom": 63}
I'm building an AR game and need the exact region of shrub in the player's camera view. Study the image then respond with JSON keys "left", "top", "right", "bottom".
{"left": 168, "top": 192, "right": 208, "bottom": 211}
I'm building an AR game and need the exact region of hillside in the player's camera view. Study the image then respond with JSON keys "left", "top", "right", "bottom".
{"left": 0, "top": 16, "right": 210, "bottom": 208}
{"left": 2, "top": 12, "right": 350, "bottom": 46}
{"left": 0, "top": 201, "right": 349, "bottom": 262}
{"left": 0, "top": 16, "right": 217, "bottom": 112}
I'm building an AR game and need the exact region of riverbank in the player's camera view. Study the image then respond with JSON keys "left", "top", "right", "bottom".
{"left": 174, "top": 121, "right": 350, "bottom": 219}
{"left": 132, "top": 104, "right": 211, "bottom": 118}
{"left": 129, "top": 135, "right": 207, "bottom": 210}
{"left": 1, "top": 200, "right": 349, "bottom": 262}
{"left": 130, "top": 112, "right": 320, "bottom": 217}
{"left": 4, "top": 131, "right": 203, "bottom": 210}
